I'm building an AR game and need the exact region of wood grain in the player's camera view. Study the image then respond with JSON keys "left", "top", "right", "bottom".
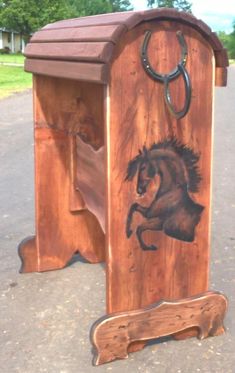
{"left": 24, "top": 59, "right": 109, "bottom": 84}
{"left": 106, "top": 20, "right": 215, "bottom": 337}
{"left": 25, "top": 41, "right": 114, "bottom": 63}
{"left": 91, "top": 291, "right": 227, "bottom": 365}
{"left": 215, "top": 67, "right": 227, "bottom": 87}
{"left": 42, "top": 11, "right": 140, "bottom": 30}
{"left": 69, "top": 135, "right": 86, "bottom": 212}
{"left": 31, "top": 24, "right": 126, "bottom": 43}
{"left": 76, "top": 137, "right": 105, "bottom": 232}
{"left": 19, "top": 76, "right": 105, "bottom": 272}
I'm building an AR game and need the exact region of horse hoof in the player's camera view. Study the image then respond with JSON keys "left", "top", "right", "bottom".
{"left": 142, "top": 245, "right": 157, "bottom": 251}
{"left": 149, "top": 245, "right": 157, "bottom": 251}
{"left": 126, "top": 229, "right": 133, "bottom": 238}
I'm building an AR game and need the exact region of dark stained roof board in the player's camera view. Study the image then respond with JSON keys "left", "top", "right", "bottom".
{"left": 24, "top": 8, "right": 228, "bottom": 85}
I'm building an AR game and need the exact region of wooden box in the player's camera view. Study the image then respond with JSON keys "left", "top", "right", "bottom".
{"left": 20, "top": 9, "right": 228, "bottom": 364}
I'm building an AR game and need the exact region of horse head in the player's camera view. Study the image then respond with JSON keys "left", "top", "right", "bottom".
{"left": 126, "top": 138, "right": 202, "bottom": 197}
{"left": 125, "top": 146, "right": 157, "bottom": 196}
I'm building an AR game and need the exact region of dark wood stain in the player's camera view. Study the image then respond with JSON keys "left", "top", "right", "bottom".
{"left": 126, "top": 138, "right": 204, "bottom": 250}
{"left": 91, "top": 291, "right": 228, "bottom": 365}
{"left": 19, "top": 76, "right": 105, "bottom": 272}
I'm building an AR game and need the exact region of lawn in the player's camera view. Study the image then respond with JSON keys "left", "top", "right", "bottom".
{"left": 0, "top": 53, "right": 25, "bottom": 65}
{"left": 0, "top": 65, "right": 32, "bottom": 99}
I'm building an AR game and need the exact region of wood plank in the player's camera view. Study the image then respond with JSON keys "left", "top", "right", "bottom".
{"left": 91, "top": 291, "right": 227, "bottom": 365}
{"left": 19, "top": 76, "right": 105, "bottom": 272}
{"left": 142, "top": 7, "right": 212, "bottom": 35}
{"left": 106, "top": 19, "right": 214, "bottom": 329}
{"left": 214, "top": 49, "right": 229, "bottom": 67}
{"left": 76, "top": 137, "right": 105, "bottom": 232}
{"left": 69, "top": 135, "right": 86, "bottom": 212}
{"left": 24, "top": 59, "right": 109, "bottom": 84}
{"left": 42, "top": 12, "right": 140, "bottom": 30}
{"left": 215, "top": 67, "right": 227, "bottom": 87}
{"left": 25, "top": 41, "right": 114, "bottom": 63}
{"left": 31, "top": 24, "right": 126, "bottom": 44}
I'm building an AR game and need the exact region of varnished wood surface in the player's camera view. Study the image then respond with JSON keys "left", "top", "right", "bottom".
{"left": 18, "top": 236, "right": 38, "bottom": 273}
{"left": 20, "top": 76, "right": 105, "bottom": 272}
{"left": 106, "top": 21, "right": 215, "bottom": 324}
{"left": 31, "top": 24, "right": 126, "bottom": 43}
{"left": 76, "top": 137, "right": 105, "bottom": 232}
{"left": 91, "top": 291, "right": 227, "bottom": 365}
{"left": 215, "top": 67, "right": 227, "bottom": 87}
{"left": 42, "top": 11, "right": 140, "bottom": 30}
{"left": 69, "top": 135, "right": 86, "bottom": 212}
{"left": 25, "top": 41, "right": 114, "bottom": 63}
{"left": 24, "top": 59, "right": 108, "bottom": 84}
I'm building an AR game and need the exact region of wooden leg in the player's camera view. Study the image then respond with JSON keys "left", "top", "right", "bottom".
{"left": 18, "top": 236, "right": 38, "bottom": 273}
{"left": 91, "top": 291, "right": 227, "bottom": 366}
{"left": 19, "top": 128, "right": 105, "bottom": 273}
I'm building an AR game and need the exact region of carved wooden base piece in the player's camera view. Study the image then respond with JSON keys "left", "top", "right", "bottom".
{"left": 18, "top": 234, "right": 104, "bottom": 273}
{"left": 18, "top": 236, "right": 38, "bottom": 273}
{"left": 90, "top": 291, "right": 227, "bottom": 366}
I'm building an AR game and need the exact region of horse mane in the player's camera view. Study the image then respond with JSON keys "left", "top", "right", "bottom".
{"left": 125, "top": 152, "right": 143, "bottom": 181}
{"left": 149, "top": 137, "right": 202, "bottom": 192}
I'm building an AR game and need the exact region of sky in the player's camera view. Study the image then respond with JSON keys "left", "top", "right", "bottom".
{"left": 131, "top": 0, "right": 235, "bottom": 33}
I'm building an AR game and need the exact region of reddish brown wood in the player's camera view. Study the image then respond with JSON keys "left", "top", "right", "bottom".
{"left": 215, "top": 67, "right": 227, "bottom": 87}
{"left": 106, "top": 21, "right": 216, "bottom": 352}
{"left": 69, "top": 135, "right": 86, "bottom": 212}
{"left": 76, "top": 137, "right": 105, "bottom": 232}
{"left": 24, "top": 59, "right": 109, "bottom": 84}
{"left": 42, "top": 11, "right": 141, "bottom": 30}
{"left": 19, "top": 76, "right": 105, "bottom": 272}
{"left": 31, "top": 24, "right": 126, "bottom": 43}
{"left": 18, "top": 236, "right": 38, "bottom": 272}
{"left": 91, "top": 291, "right": 227, "bottom": 365}
{"left": 214, "top": 49, "right": 229, "bottom": 67}
{"left": 25, "top": 41, "right": 114, "bottom": 63}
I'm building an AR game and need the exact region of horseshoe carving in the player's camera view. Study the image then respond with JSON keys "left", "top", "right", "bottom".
{"left": 141, "top": 30, "right": 192, "bottom": 119}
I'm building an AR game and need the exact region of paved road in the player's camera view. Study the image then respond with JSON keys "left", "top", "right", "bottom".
{"left": 0, "top": 68, "right": 235, "bottom": 373}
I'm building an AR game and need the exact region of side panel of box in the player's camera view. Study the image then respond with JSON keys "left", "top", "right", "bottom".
{"left": 106, "top": 21, "right": 214, "bottom": 312}
{"left": 19, "top": 76, "right": 105, "bottom": 272}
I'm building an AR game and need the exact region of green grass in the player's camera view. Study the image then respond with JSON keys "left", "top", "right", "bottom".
{"left": 0, "top": 53, "right": 25, "bottom": 65}
{"left": 0, "top": 65, "right": 32, "bottom": 99}
{"left": 229, "top": 59, "right": 235, "bottom": 65}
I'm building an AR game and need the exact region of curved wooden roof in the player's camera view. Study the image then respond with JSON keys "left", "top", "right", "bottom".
{"left": 25, "top": 8, "right": 228, "bottom": 85}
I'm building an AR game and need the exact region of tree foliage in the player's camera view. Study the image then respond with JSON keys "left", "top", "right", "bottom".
{"left": 147, "top": 0, "right": 192, "bottom": 13}
{"left": 228, "top": 21, "right": 235, "bottom": 59}
{"left": 68, "top": 0, "right": 132, "bottom": 16}
{"left": 218, "top": 21, "right": 235, "bottom": 59}
{"left": 0, "top": 0, "right": 132, "bottom": 41}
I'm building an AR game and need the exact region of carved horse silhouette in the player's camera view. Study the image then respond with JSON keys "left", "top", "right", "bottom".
{"left": 125, "top": 138, "right": 204, "bottom": 251}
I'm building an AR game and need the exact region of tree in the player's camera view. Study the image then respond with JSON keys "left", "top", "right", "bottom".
{"left": 147, "top": 0, "right": 192, "bottom": 13}
{"left": 68, "top": 0, "right": 132, "bottom": 16}
{"left": 110, "top": 0, "right": 133, "bottom": 12}
{"left": 0, "top": 0, "right": 74, "bottom": 42}
{"left": 0, "top": 0, "right": 133, "bottom": 43}
{"left": 228, "top": 20, "right": 235, "bottom": 59}
{"left": 217, "top": 21, "right": 235, "bottom": 59}
{"left": 217, "top": 31, "right": 230, "bottom": 51}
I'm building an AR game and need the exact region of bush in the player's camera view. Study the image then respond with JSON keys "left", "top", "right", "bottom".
{"left": 0, "top": 46, "right": 11, "bottom": 54}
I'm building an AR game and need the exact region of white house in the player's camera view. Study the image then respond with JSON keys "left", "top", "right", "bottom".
{"left": 0, "top": 28, "right": 25, "bottom": 53}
